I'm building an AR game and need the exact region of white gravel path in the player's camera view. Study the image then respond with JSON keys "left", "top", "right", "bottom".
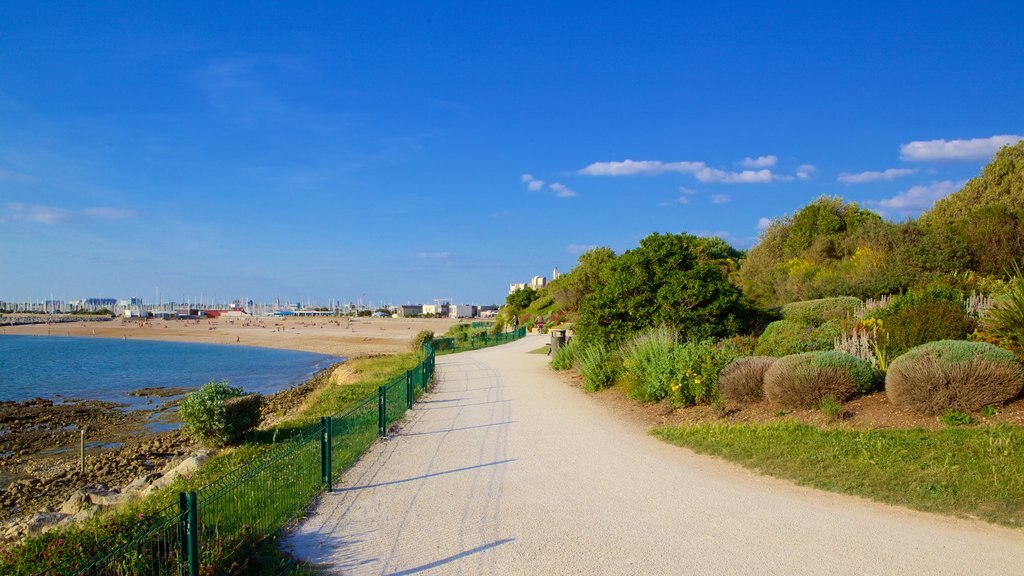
{"left": 283, "top": 334, "right": 1024, "bottom": 575}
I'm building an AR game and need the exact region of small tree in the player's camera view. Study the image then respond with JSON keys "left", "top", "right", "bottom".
{"left": 506, "top": 287, "right": 538, "bottom": 312}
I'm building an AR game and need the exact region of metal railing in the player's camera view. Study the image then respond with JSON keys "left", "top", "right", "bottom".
{"left": 48, "top": 345, "right": 440, "bottom": 576}
{"left": 431, "top": 326, "right": 526, "bottom": 355}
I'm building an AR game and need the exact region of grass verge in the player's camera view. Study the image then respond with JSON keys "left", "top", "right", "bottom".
{"left": 0, "top": 352, "right": 422, "bottom": 575}
{"left": 651, "top": 421, "right": 1024, "bottom": 528}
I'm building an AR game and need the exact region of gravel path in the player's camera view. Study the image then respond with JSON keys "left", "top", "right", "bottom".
{"left": 283, "top": 334, "right": 1024, "bottom": 575}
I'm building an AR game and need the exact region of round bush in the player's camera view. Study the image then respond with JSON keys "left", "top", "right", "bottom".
{"left": 719, "top": 356, "right": 776, "bottom": 403}
{"left": 754, "top": 319, "right": 844, "bottom": 357}
{"left": 885, "top": 340, "right": 1024, "bottom": 415}
{"left": 781, "top": 296, "right": 862, "bottom": 326}
{"left": 764, "top": 351, "right": 876, "bottom": 408}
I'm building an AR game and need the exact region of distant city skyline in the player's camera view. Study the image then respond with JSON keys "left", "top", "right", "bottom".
{"left": 2, "top": 3, "right": 1022, "bottom": 302}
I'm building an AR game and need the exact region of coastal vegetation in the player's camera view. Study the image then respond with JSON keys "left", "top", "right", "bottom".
{"left": 544, "top": 141, "right": 1024, "bottom": 525}
{"left": 0, "top": 352, "right": 423, "bottom": 574}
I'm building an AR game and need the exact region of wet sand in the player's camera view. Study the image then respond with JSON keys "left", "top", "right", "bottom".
{"left": 1, "top": 315, "right": 461, "bottom": 357}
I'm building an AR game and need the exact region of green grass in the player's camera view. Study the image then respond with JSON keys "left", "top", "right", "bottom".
{"left": 652, "top": 421, "right": 1024, "bottom": 527}
{"left": 0, "top": 353, "right": 425, "bottom": 575}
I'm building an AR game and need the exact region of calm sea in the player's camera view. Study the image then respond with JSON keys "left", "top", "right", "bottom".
{"left": 0, "top": 335, "right": 339, "bottom": 408}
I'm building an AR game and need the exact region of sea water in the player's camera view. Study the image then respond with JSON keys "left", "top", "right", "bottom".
{"left": 0, "top": 335, "right": 339, "bottom": 408}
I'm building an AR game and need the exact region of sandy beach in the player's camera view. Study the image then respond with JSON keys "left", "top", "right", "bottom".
{"left": 1, "top": 315, "right": 461, "bottom": 357}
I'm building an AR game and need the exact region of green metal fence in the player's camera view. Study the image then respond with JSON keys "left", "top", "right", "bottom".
{"left": 431, "top": 326, "right": 526, "bottom": 355}
{"left": 49, "top": 329, "right": 522, "bottom": 575}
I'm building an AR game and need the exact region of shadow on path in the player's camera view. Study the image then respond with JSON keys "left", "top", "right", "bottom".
{"left": 384, "top": 538, "right": 516, "bottom": 576}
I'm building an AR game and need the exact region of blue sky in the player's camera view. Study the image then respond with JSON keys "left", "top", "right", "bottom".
{"left": 1, "top": 2, "right": 1022, "bottom": 305}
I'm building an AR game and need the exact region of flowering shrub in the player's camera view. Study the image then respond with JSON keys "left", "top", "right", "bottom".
{"left": 754, "top": 319, "right": 844, "bottom": 357}
{"left": 670, "top": 339, "right": 742, "bottom": 406}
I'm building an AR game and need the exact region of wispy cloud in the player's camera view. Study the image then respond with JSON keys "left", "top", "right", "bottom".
{"left": 740, "top": 155, "right": 777, "bottom": 168}
{"left": 83, "top": 207, "right": 137, "bottom": 220}
{"left": 838, "top": 167, "right": 918, "bottom": 183}
{"left": 757, "top": 217, "right": 772, "bottom": 231}
{"left": 1, "top": 204, "right": 139, "bottom": 225}
{"left": 659, "top": 196, "right": 690, "bottom": 207}
{"left": 2, "top": 203, "right": 71, "bottom": 225}
{"left": 549, "top": 182, "right": 577, "bottom": 198}
{"left": 711, "top": 193, "right": 730, "bottom": 204}
{"left": 567, "top": 243, "right": 598, "bottom": 255}
{"left": 899, "top": 135, "right": 1022, "bottom": 161}
{"left": 416, "top": 251, "right": 454, "bottom": 259}
{"left": 865, "top": 180, "right": 966, "bottom": 217}
{"left": 0, "top": 168, "right": 39, "bottom": 183}
{"left": 577, "top": 159, "right": 781, "bottom": 184}
{"left": 796, "top": 164, "right": 816, "bottom": 180}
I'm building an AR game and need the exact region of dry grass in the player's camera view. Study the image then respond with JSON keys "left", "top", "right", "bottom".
{"left": 719, "top": 356, "right": 776, "bottom": 403}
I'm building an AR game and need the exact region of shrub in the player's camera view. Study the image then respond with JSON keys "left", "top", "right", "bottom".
{"left": 764, "top": 351, "right": 876, "bottom": 408}
{"left": 720, "top": 334, "right": 759, "bottom": 356}
{"left": 986, "top": 263, "right": 1024, "bottom": 355}
{"left": 754, "top": 319, "right": 844, "bottom": 357}
{"left": 938, "top": 410, "right": 974, "bottom": 426}
{"left": 550, "top": 340, "right": 577, "bottom": 371}
{"left": 576, "top": 342, "right": 618, "bottom": 392}
{"left": 877, "top": 300, "right": 975, "bottom": 357}
{"left": 180, "top": 380, "right": 263, "bottom": 447}
{"left": 412, "top": 330, "right": 434, "bottom": 349}
{"left": 671, "top": 339, "right": 742, "bottom": 406}
{"left": 719, "top": 356, "right": 776, "bottom": 403}
{"left": 781, "top": 296, "right": 862, "bottom": 326}
{"left": 885, "top": 340, "right": 1024, "bottom": 415}
{"left": 620, "top": 326, "right": 678, "bottom": 402}
{"left": 819, "top": 396, "right": 844, "bottom": 420}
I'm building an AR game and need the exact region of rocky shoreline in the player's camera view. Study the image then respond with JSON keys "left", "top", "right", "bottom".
{"left": 0, "top": 361, "right": 343, "bottom": 544}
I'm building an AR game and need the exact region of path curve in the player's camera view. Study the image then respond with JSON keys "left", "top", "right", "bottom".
{"left": 284, "top": 334, "right": 1024, "bottom": 575}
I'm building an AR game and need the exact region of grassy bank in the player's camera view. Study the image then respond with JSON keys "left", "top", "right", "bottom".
{"left": 0, "top": 352, "right": 423, "bottom": 575}
{"left": 651, "top": 421, "right": 1024, "bottom": 527}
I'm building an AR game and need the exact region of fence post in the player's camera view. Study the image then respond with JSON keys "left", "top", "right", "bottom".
{"left": 178, "top": 492, "right": 189, "bottom": 568}
{"left": 321, "top": 416, "right": 332, "bottom": 492}
{"left": 378, "top": 385, "right": 387, "bottom": 437}
{"left": 185, "top": 491, "right": 199, "bottom": 576}
{"left": 422, "top": 362, "right": 427, "bottom": 391}
{"left": 406, "top": 370, "right": 413, "bottom": 408}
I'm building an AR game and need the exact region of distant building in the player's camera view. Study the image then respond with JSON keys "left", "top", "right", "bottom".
{"left": 449, "top": 304, "right": 477, "bottom": 319}
{"left": 423, "top": 302, "right": 451, "bottom": 317}
{"left": 530, "top": 276, "right": 547, "bottom": 290}
{"left": 509, "top": 271, "right": 554, "bottom": 295}
{"left": 552, "top": 267, "right": 561, "bottom": 281}
{"left": 508, "top": 283, "right": 528, "bottom": 295}
{"left": 397, "top": 304, "right": 423, "bottom": 317}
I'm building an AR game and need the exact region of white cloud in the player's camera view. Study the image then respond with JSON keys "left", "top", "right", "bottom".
{"left": 527, "top": 180, "right": 544, "bottom": 191}
{"left": 796, "top": 164, "right": 816, "bottom": 180}
{"left": 2, "top": 203, "right": 71, "bottom": 225}
{"left": 549, "top": 182, "right": 577, "bottom": 198}
{"left": 520, "top": 173, "right": 534, "bottom": 183}
{"left": 740, "top": 155, "right": 778, "bottom": 168}
{"left": 899, "top": 135, "right": 1023, "bottom": 161}
{"left": 567, "top": 243, "right": 598, "bottom": 255}
{"left": 658, "top": 196, "right": 690, "bottom": 207}
{"left": 866, "top": 180, "right": 966, "bottom": 217}
{"left": 416, "top": 251, "right": 453, "bottom": 259}
{"left": 711, "top": 194, "right": 730, "bottom": 204}
{"left": 838, "top": 167, "right": 918, "bottom": 184}
{"left": 757, "top": 217, "right": 772, "bottom": 231}
{"left": 577, "top": 159, "right": 782, "bottom": 184}
{"left": 678, "top": 186, "right": 697, "bottom": 195}
{"left": 83, "top": 207, "right": 137, "bottom": 220}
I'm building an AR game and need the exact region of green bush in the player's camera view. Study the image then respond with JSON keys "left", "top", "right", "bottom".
{"left": 781, "top": 297, "right": 862, "bottom": 326}
{"left": 879, "top": 299, "right": 975, "bottom": 357}
{"left": 671, "top": 339, "right": 742, "bottom": 406}
{"left": 577, "top": 343, "right": 618, "bottom": 392}
{"left": 411, "top": 330, "right": 434, "bottom": 349}
{"left": 885, "top": 340, "right": 1024, "bottom": 415}
{"left": 754, "top": 319, "right": 844, "bottom": 357}
{"left": 620, "top": 326, "right": 679, "bottom": 402}
{"left": 180, "top": 380, "right": 263, "bottom": 447}
{"left": 938, "top": 410, "right": 975, "bottom": 426}
{"left": 549, "top": 340, "right": 577, "bottom": 371}
{"left": 763, "top": 351, "right": 876, "bottom": 408}
{"left": 986, "top": 263, "right": 1024, "bottom": 354}
{"left": 719, "top": 356, "right": 776, "bottom": 403}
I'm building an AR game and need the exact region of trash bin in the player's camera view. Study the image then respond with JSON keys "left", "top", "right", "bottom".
{"left": 550, "top": 329, "right": 566, "bottom": 353}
